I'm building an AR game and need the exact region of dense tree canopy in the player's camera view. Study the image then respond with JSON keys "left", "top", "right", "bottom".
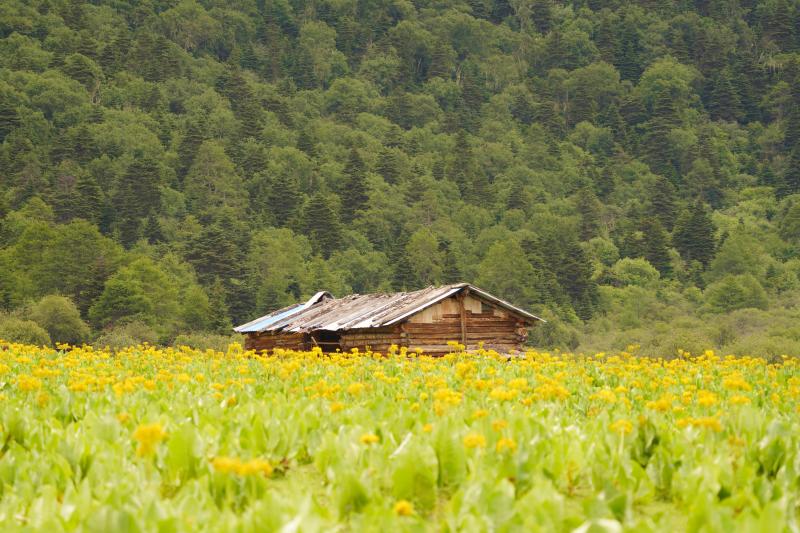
{"left": 2, "top": 0, "right": 800, "bottom": 354}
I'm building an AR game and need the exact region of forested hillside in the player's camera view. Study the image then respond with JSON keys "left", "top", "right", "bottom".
{"left": 2, "top": 0, "right": 800, "bottom": 355}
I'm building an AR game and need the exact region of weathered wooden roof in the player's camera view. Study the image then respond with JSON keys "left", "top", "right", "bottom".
{"left": 234, "top": 283, "right": 543, "bottom": 334}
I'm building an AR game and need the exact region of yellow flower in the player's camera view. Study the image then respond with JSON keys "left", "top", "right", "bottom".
{"left": 609, "top": 419, "right": 633, "bottom": 435}
{"left": 491, "top": 419, "right": 508, "bottom": 432}
{"left": 393, "top": 500, "right": 414, "bottom": 516}
{"left": 347, "top": 382, "right": 366, "bottom": 395}
{"left": 496, "top": 437, "right": 517, "bottom": 453}
{"left": 211, "top": 456, "right": 239, "bottom": 474}
{"left": 117, "top": 413, "right": 130, "bottom": 424}
{"left": 16, "top": 374, "right": 42, "bottom": 391}
{"left": 132, "top": 423, "right": 167, "bottom": 456}
{"left": 360, "top": 433, "right": 380, "bottom": 445}
{"left": 463, "top": 432, "right": 486, "bottom": 449}
{"left": 330, "top": 401, "right": 345, "bottom": 413}
{"left": 422, "top": 423, "right": 433, "bottom": 433}
{"left": 472, "top": 409, "right": 489, "bottom": 419}
{"left": 729, "top": 394, "right": 751, "bottom": 405}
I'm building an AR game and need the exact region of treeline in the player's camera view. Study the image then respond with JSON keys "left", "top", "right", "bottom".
{"left": 2, "top": 0, "right": 800, "bottom": 355}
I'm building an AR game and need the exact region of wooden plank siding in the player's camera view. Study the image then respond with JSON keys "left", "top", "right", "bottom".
{"left": 243, "top": 292, "right": 534, "bottom": 355}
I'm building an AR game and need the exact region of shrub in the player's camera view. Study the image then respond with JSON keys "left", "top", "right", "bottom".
{"left": 610, "top": 258, "right": 660, "bottom": 287}
{"left": 94, "top": 321, "right": 158, "bottom": 350}
{"left": 704, "top": 274, "right": 768, "bottom": 313}
{"left": 173, "top": 332, "right": 243, "bottom": 352}
{"left": 28, "top": 295, "right": 91, "bottom": 345}
{"left": 0, "top": 315, "right": 52, "bottom": 346}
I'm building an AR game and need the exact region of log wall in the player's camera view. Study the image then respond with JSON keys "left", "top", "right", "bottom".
{"left": 244, "top": 293, "right": 533, "bottom": 355}
{"left": 245, "top": 332, "right": 307, "bottom": 351}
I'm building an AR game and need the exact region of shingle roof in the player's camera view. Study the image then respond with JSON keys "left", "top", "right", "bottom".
{"left": 234, "top": 284, "right": 543, "bottom": 334}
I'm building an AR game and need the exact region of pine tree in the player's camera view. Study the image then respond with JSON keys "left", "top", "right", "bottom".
{"left": 642, "top": 90, "right": 681, "bottom": 178}
{"left": 114, "top": 154, "right": 162, "bottom": 248}
{"left": 506, "top": 181, "right": 529, "bottom": 211}
{"left": 207, "top": 277, "right": 233, "bottom": 334}
{"left": 576, "top": 187, "right": 602, "bottom": 241}
{"left": 143, "top": 212, "right": 164, "bottom": 244}
{"left": 641, "top": 218, "right": 672, "bottom": 276}
{"left": 340, "top": 148, "right": 369, "bottom": 223}
{"left": 707, "top": 67, "right": 742, "bottom": 122}
{"left": 178, "top": 120, "right": 206, "bottom": 181}
{"left": 296, "top": 130, "right": 316, "bottom": 156}
{"left": 530, "top": 0, "right": 553, "bottom": 33}
{"left": 616, "top": 20, "right": 643, "bottom": 81}
{"left": 440, "top": 238, "right": 462, "bottom": 283}
{"left": 595, "top": 166, "right": 616, "bottom": 199}
{"left": 240, "top": 43, "right": 259, "bottom": 71}
{"left": 268, "top": 173, "right": 302, "bottom": 226}
{"left": 0, "top": 96, "right": 20, "bottom": 143}
{"left": 451, "top": 130, "right": 474, "bottom": 200}
{"left": 649, "top": 175, "right": 678, "bottom": 231}
{"left": 376, "top": 146, "right": 402, "bottom": 184}
{"left": 672, "top": 201, "right": 716, "bottom": 267}
{"left": 783, "top": 147, "right": 800, "bottom": 196}
{"left": 74, "top": 172, "right": 103, "bottom": 225}
{"left": 553, "top": 238, "right": 598, "bottom": 320}
{"left": 391, "top": 231, "right": 416, "bottom": 290}
{"left": 302, "top": 191, "right": 343, "bottom": 258}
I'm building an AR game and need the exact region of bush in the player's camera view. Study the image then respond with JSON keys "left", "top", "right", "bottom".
{"left": 610, "top": 258, "right": 660, "bottom": 287}
{"left": 28, "top": 295, "right": 91, "bottom": 345}
{"left": 0, "top": 315, "right": 52, "bottom": 346}
{"left": 173, "top": 332, "right": 243, "bottom": 352}
{"left": 93, "top": 321, "right": 158, "bottom": 350}
{"left": 704, "top": 274, "right": 768, "bottom": 313}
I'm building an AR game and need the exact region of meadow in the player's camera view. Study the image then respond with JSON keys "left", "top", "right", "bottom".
{"left": 0, "top": 341, "right": 798, "bottom": 532}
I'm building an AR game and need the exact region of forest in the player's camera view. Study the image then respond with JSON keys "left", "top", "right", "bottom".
{"left": 1, "top": 0, "right": 800, "bottom": 356}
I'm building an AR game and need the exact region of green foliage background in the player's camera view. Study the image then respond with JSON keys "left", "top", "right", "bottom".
{"left": 2, "top": 0, "right": 800, "bottom": 355}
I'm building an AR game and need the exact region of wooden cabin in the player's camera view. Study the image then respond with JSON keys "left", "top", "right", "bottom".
{"left": 234, "top": 283, "right": 544, "bottom": 355}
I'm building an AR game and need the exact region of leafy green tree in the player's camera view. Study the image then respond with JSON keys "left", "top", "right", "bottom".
{"left": 405, "top": 228, "right": 443, "bottom": 287}
{"left": 28, "top": 295, "right": 91, "bottom": 345}
{"left": 704, "top": 274, "right": 768, "bottom": 313}
{"left": 476, "top": 240, "right": 541, "bottom": 309}
{"left": 184, "top": 140, "right": 246, "bottom": 211}
{"left": 0, "top": 316, "right": 51, "bottom": 346}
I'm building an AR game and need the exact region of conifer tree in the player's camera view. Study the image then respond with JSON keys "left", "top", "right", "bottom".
{"left": 642, "top": 91, "right": 680, "bottom": 178}
{"left": 296, "top": 131, "right": 316, "bottom": 156}
{"left": 552, "top": 237, "right": 598, "bottom": 320}
{"left": 440, "top": 238, "right": 462, "bottom": 283}
{"left": 576, "top": 187, "right": 602, "bottom": 241}
{"left": 207, "top": 277, "right": 233, "bottom": 334}
{"left": 302, "top": 191, "right": 343, "bottom": 258}
{"left": 672, "top": 201, "right": 716, "bottom": 267}
{"left": 268, "top": 173, "right": 303, "bottom": 226}
{"left": 451, "top": 130, "right": 474, "bottom": 200}
{"left": 178, "top": 120, "right": 206, "bottom": 181}
{"left": 649, "top": 175, "right": 678, "bottom": 231}
{"left": 642, "top": 218, "right": 672, "bottom": 276}
{"left": 340, "top": 148, "right": 369, "bottom": 223}
{"left": 707, "top": 67, "right": 742, "bottom": 122}
{"left": 0, "top": 97, "right": 20, "bottom": 143}
{"left": 143, "top": 212, "right": 164, "bottom": 245}
{"left": 783, "top": 148, "right": 800, "bottom": 196}
{"left": 74, "top": 173, "right": 103, "bottom": 225}
{"left": 114, "top": 154, "right": 161, "bottom": 248}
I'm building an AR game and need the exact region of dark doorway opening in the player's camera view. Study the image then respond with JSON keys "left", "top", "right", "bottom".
{"left": 310, "top": 330, "right": 341, "bottom": 352}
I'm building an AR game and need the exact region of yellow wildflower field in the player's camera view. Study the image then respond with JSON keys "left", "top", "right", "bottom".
{"left": 0, "top": 341, "right": 798, "bottom": 531}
